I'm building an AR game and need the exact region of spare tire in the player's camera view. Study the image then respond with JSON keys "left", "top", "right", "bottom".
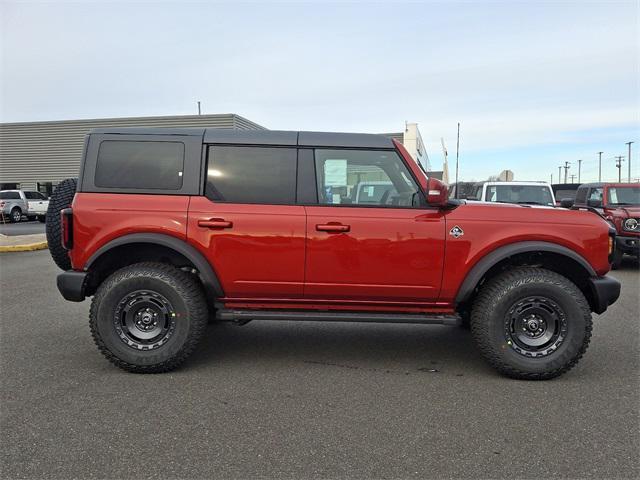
{"left": 46, "top": 178, "right": 77, "bottom": 270}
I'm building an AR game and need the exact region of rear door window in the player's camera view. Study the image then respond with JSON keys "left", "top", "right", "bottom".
{"left": 205, "top": 146, "right": 297, "bottom": 204}
{"left": 95, "top": 141, "right": 185, "bottom": 190}
{"left": 0, "top": 191, "right": 21, "bottom": 200}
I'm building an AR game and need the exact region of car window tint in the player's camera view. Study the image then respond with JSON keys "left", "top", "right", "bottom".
{"left": 205, "top": 146, "right": 296, "bottom": 204}
{"left": 314, "top": 149, "right": 419, "bottom": 207}
{"left": 0, "top": 191, "right": 20, "bottom": 200}
{"left": 95, "top": 141, "right": 185, "bottom": 190}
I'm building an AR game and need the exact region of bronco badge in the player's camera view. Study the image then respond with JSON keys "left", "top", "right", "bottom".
{"left": 449, "top": 225, "right": 464, "bottom": 238}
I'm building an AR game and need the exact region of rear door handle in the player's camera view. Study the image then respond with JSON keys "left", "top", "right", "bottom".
{"left": 316, "top": 223, "right": 350, "bottom": 233}
{"left": 198, "top": 219, "right": 233, "bottom": 229}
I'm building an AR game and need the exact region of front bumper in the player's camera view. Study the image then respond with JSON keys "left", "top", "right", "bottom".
{"left": 588, "top": 276, "right": 621, "bottom": 314}
{"left": 616, "top": 235, "right": 640, "bottom": 255}
{"left": 57, "top": 271, "right": 87, "bottom": 302}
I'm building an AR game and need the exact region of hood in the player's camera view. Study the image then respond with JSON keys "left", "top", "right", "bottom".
{"left": 605, "top": 206, "right": 640, "bottom": 218}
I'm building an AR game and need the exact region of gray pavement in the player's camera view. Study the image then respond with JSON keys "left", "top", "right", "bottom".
{"left": 1, "top": 250, "right": 638, "bottom": 479}
{"left": 0, "top": 220, "right": 46, "bottom": 236}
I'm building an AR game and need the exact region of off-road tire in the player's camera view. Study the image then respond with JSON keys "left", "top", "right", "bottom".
{"left": 9, "top": 207, "right": 22, "bottom": 223}
{"left": 45, "top": 178, "right": 77, "bottom": 270}
{"left": 90, "top": 262, "right": 208, "bottom": 373}
{"left": 470, "top": 267, "right": 592, "bottom": 380}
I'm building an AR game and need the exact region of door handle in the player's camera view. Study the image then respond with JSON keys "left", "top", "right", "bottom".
{"left": 316, "top": 223, "right": 350, "bottom": 233}
{"left": 198, "top": 219, "right": 233, "bottom": 229}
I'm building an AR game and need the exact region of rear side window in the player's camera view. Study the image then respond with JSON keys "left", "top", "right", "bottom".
{"left": 95, "top": 141, "right": 185, "bottom": 190}
{"left": 205, "top": 146, "right": 297, "bottom": 204}
{"left": 0, "top": 191, "right": 20, "bottom": 200}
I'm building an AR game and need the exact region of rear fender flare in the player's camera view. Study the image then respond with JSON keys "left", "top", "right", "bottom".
{"left": 85, "top": 233, "right": 224, "bottom": 297}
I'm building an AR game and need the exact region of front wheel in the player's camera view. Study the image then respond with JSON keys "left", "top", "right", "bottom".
{"left": 90, "top": 262, "right": 208, "bottom": 373}
{"left": 471, "top": 267, "right": 592, "bottom": 380}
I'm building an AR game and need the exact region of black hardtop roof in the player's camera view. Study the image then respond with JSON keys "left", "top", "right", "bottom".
{"left": 88, "top": 128, "right": 395, "bottom": 149}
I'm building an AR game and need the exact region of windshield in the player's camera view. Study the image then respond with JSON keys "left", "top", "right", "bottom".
{"left": 607, "top": 186, "right": 640, "bottom": 206}
{"left": 486, "top": 185, "right": 554, "bottom": 206}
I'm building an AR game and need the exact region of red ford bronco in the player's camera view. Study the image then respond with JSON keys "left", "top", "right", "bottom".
{"left": 47, "top": 128, "right": 620, "bottom": 379}
{"left": 564, "top": 182, "right": 639, "bottom": 269}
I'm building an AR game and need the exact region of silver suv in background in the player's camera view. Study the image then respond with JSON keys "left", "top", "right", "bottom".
{"left": 0, "top": 190, "right": 49, "bottom": 223}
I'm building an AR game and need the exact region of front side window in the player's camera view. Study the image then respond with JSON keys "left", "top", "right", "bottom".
{"left": 486, "top": 185, "right": 554, "bottom": 206}
{"left": 205, "top": 146, "right": 297, "bottom": 204}
{"left": 314, "top": 149, "right": 420, "bottom": 207}
{"left": 95, "top": 141, "right": 185, "bottom": 190}
{"left": 24, "top": 191, "right": 46, "bottom": 200}
{"left": 607, "top": 186, "right": 640, "bottom": 206}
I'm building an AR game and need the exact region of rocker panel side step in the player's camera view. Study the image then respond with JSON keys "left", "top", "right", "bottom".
{"left": 216, "top": 309, "right": 461, "bottom": 326}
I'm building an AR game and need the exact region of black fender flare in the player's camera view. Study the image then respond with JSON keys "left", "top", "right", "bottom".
{"left": 454, "top": 241, "right": 596, "bottom": 305}
{"left": 85, "top": 233, "right": 224, "bottom": 297}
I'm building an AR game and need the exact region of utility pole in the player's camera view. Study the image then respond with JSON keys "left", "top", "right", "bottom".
{"left": 598, "top": 152, "right": 603, "bottom": 182}
{"left": 569, "top": 174, "right": 576, "bottom": 183}
{"left": 563, "top": 161, "right": 571, "bottom": 183}
{"left": 550, "top": 174, "right": 553, "bottom": 184}
{"left": 577, "top": 159, "right": 582, "bottom": 183}
{"left": 626, "top": 142, "right": 634, "bottom": 183}
{"left": 615, "top": 156, "right": 625, "bottom": 182}
{"left": 558, "top": 166, "right": 562, "bottom": 183}
{"left": 197, "top": 101, "right": 201, "bottom": 115}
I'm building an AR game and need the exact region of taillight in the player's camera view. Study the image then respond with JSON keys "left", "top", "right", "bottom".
{"left": 61, "top": 208, "right": 73, "bottom": 250}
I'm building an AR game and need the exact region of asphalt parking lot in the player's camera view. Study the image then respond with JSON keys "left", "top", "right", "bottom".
{"left": 1, "top": 250, "right": 638, "bottom": 479}
{"left": 0, "top": 219, "right": 45, "bottom": 236}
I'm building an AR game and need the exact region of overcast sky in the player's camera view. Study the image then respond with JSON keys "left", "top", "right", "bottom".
{"left": 1, "top": 0, "right": 638, "bottom": 182}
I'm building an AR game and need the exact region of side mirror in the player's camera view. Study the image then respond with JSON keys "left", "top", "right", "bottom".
{"left": 560, "top": 198, "right": 574, "bottom": 208}
{"left": 426, "top": 178, "right": 448, "bottom": 207}
{"left": 587, "top": 199, "right": 602, "bottom": 208}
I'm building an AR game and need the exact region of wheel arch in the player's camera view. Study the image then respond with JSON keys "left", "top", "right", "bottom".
{"left": 84, "top": 233, "right": 224, "bottom": 298}
{"left": 455, "top": 241, "right": 598, "bottom": 310}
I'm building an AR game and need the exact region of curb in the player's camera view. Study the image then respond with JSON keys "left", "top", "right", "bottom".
{"left": 0, "top": 242, "right": 48, "bottom": 253}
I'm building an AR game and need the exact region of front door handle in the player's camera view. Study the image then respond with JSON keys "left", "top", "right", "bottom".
{"left": 316, "top": 223, "right": 350, "bottom": 233}
{"left": 198, "top": 219, "right": 233, "bottom": 229}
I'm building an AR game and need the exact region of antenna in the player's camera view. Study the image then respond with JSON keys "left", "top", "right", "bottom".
{"left": 455, "top": 122, "right": 460, "bottom": 199}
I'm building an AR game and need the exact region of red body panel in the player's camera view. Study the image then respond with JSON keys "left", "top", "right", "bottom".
{"left": 601, "top": 184, "right": 640, "bottom": 238}
{"left": 304, "top": 206, "right": 445, "bottom": 301}
{"left": 187, "top": 196, "right": 306, "bottom": 298}
{"left": 70, "top": 193, "right": 189, "bottom": 269}
{"left": 438, "top": 203, "right": 612, "bottom": 301}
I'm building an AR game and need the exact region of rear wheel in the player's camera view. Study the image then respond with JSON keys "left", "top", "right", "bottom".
{"left": 9, "top": 207, "right": 22, "bottom": 223}
{"left": 471, "top": 267, "right": 592, "bottom": 380}
{"left": 90, "top": 262, "right": 208, "bottom": 373}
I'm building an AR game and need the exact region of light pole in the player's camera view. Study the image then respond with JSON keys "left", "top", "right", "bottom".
{"left": 564, "top": 161, "right": 571, "bottom": 183}
{"left": 626, "top": 142, "right": 634, "bottom": 183}
{"left": 577, "top": 159, "right": 582, "bottom": 183}
{"left": 598, "top": 152, "right": 603, "bottom": 182}
{"left": 615, "top": 156, "right": 625, "bottom": 182}
{"left": 558, "top": 166, "right": 562, "bottom": 182}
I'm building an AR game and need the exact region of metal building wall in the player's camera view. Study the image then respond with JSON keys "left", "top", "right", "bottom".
{"left": 0, "top": 114, "right": 265, "bottom": 189}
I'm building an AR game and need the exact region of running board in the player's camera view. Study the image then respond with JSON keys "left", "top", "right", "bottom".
{"left": 216, "top": 309, "right": 461, "bottom": 326}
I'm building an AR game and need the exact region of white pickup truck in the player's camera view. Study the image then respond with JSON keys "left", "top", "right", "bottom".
{"left": 0, "top": 190, "right": 49, "bottom": 223}
{"left": 465, "top": 181, "right": 556, "bottom": 207}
